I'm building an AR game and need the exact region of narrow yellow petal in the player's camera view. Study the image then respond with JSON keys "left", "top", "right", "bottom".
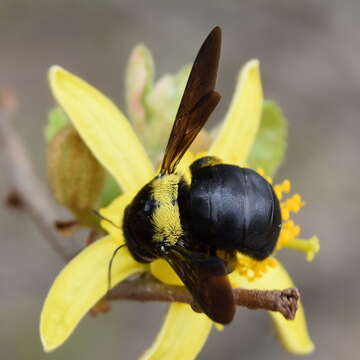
{"left": 209, "top": 60, "right": 263, "bottom": 165}
{"left": 151, "top": 259, "right": 182, "bottom": 286}
{"left": 100, "top": 192, "right": 136, "bottom": 241}
{"left": 49, "top": 66, "right": 154, "bottom": 192}
{"left": 40, "top": 236, "right": 147, "bottom": 352}
{"left": 230, "top": 260, "right": 314, "bottom": 355}
{"left": 140, "top": 303, "right": 212, "bottom": 360}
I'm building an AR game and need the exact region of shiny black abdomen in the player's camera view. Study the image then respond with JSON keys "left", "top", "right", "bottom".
{"left": 189, "top": 162, "right": 281, "bottom": 260}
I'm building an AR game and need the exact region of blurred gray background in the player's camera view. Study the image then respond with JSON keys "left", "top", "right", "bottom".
{"left": 1, "top": 0, "right": 359, "bottom": 359}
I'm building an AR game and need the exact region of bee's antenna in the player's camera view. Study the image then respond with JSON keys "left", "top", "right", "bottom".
{"left": 91, "top": 211, "right": 127, "bottom": 295}
{"left": 92, "top": 209, "right": 121, "bottom": 229}
{"left": 107, "top": 244, "right": 126, "bottom": 296}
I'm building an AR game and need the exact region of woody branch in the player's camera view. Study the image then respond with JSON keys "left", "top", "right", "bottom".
{"left": 108, "top": 274, "right": 299, "bottom": 320}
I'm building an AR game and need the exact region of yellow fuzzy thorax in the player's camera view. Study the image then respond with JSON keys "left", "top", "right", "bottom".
{"left": 150, "top": 173, "right": 184, "bottom": 245}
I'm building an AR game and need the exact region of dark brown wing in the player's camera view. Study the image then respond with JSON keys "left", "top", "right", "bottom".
{"left": 160, "top": 26, "right": 222, "bottom": 174}
{"left": 164, "top": 245, "right": 235, "bottom": 324}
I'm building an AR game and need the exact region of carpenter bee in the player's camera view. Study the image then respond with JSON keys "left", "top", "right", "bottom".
{"left": 122, "top": 26, "right": 282, "bottom": 324}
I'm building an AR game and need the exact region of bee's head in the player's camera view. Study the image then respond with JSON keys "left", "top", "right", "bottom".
{"left": 123, "top": 183, "right": 159, "bottom": 263}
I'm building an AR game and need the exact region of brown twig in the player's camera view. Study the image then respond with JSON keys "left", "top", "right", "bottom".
{"left": 108, "top": 274, "right": 299, "bottom": 320}
{"left": 1, "top": 90, "right": 300, "bottom": 320}
{"left": 0, "top": 90, "right": 71, "bottom": 260}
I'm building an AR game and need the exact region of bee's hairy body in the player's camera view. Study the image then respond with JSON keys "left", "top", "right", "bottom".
{"left": 150, "top": 174, "right": 184, "bottom": 245}
{"left": 123, "top": 156, "right": 281, "bottom": 264}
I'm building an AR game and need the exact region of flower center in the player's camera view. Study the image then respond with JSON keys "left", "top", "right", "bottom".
{"left": 236, "top": 254, "right": 278, "bottom": 282}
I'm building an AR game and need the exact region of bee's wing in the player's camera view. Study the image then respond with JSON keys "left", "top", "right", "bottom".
{"left": 160, "top": 26, "right": 222, "bottom": 174}
{"left": 164, "top": 245, "right": 235, "bottom": 324}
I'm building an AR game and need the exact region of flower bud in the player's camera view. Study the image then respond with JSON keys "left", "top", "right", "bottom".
{"left": 47, "top": 125, "right": 105, "bottom": 224}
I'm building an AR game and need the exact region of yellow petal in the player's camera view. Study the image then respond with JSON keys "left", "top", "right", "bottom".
{"left": 140, "top": 303, "right": 212, "bottom": 360}
{"left": 151, "top": 259, "right": 182, "bottom": 286}
{"left": 100, "top": 192, "right": 137, "bottom": 240}
{"left": 209, "top": 60, "right": 263, "bottom": 165}
{"left": 49, "top": 66, "right": 154, "bottom": 192}
{"left": 40, "top": 236, "right": 147, "bottom": 352}
{"left": 230, "top": 259, "right": 314, "bottom": 355}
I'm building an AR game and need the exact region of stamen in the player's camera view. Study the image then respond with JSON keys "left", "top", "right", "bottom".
{"left": 281, "top": 193, "right": 305, "bottom": 221}
{"left": 277, "top": 220, "right": 301, "bottom": 249}
{"left": 283, "top": 236, "right": 320, "bottom": 261}
{"left": 274, "top": 179, "right": 291, "bottom": 200}
{"left": 255, "top": 168, "right": 272, "bottom": 183}
{"left": 256, "top": 168, "right": 265, "bottom": 176}
{"left": 236, "top": 254, "right": 278, "bottom": 282}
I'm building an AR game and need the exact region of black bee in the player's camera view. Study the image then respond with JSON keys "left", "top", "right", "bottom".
{"left": 122, "top": 27, "right": 281, "bottom": 324}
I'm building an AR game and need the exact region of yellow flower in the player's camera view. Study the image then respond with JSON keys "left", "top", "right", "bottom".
{"left": 40, "top": 59, "right": 318, "bottom": 358}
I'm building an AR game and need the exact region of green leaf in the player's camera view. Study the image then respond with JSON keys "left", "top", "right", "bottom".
{"left": 247, "top": 100, "right": 288, "bottom": 176}
{"left": 125, "top": 44, "right": 154, "bottom": 127}
{"left": 44, "top": 107, "right": 69, "bottom": 142}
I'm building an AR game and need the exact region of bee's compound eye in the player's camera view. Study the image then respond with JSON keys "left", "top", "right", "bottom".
{"left": 122, "top": 184, "right": 157, "bottom": 263}
{"left": 143, "top": 201, "right": 151, "bottom": 214}
{"left": 143, "top": 198, "right": 160, "bottom": 216}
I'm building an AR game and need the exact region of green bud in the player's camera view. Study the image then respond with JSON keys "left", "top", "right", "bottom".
{"left": 146, "top": 64, "right": 191, "bottom": 128}
{"left": 142, "top": 64, "right": 191, "bottom": 160}
{"left": 47, "top": 125, "right": 105, "bottom": 226}
{"left": 125, "top": 44, "right": 154, "bottom": 127}
{"left": 45, "top": 106, "right": 70, "bottom": 142}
